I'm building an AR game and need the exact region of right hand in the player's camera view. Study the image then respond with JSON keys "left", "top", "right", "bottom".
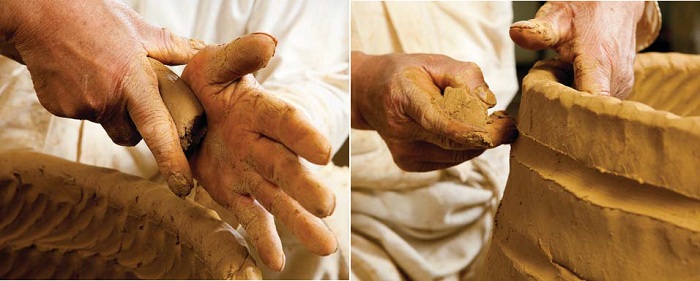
{"left": 0, "top": 0, "right": 206, "bottom": 196}
{"left": 351, "top": 52, "right": 517, "bottom": 172}
{"left": 509, "top": 2, "right": 647, "bottom": 98}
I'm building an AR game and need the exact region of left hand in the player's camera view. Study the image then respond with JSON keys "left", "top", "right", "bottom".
{"left": 182, "top": 33, "right": 337, "bottom": 271}
{"left": 510, "top": 1, "right": 647, "bottom": 99}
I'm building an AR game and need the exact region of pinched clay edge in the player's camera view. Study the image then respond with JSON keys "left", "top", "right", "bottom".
{"left": 519, "top": 53, "right": 700, "bottom": 200}
{"left": 0, "top": 151, "right": 260, "bottom": 279}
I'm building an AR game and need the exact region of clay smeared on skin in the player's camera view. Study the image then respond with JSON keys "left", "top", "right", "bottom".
{"left": 149, "top": 58, "right": 207, "bottom": 154}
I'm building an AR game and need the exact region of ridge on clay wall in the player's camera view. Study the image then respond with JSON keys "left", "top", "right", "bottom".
{"left": 479, "top": 53, "right": 700, "bottom": 280}
{"left": 0, "top": 151, "right": 260, "bottom": 279}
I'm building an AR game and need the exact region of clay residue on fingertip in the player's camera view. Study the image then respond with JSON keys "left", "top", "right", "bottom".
{"left": 509, "top": 19, "right": 558, "bottom": 49}
{"left": 167, "top": 173, "right": 193, "bottom": 198}
{"left": 489, "top": 111, "right": 519, "bottom": 145}
{"left": 463, "top": 132, "right": 493, "bottom": 149}
{"left": 510, "top": 20, "right": 536, "bottom": 30}
{"left": 224, "top": 33, "right": 278, "bottom": 76}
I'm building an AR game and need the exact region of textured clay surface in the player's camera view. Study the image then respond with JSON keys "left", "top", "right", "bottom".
{"left": 478, "top": 53, "right": 700, "bottom": 281}
{"left": 434, "top": 86, "right": 490, "bottom": 128}
{"left": 0, "top": 151, "right": 260, "bottom": 279}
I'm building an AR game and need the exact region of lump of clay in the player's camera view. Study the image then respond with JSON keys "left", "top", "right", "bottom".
{"left": 434, "top": 86, "right": 517, "bottom": 148}
{"left": 435, "top": 86, "right": 490, "bottom": 127}
{"left": 478, "top": 53, "right": 700, "bottom": 280}
{"left": 0, "top": 151, "right": 260, "bottom": 279}
{"left": 149, "top": 58, "right": 207, "bottom": 154}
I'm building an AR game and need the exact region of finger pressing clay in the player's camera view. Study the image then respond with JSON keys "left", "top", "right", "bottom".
{"left": 149, "top": 58, "right": 207, "bottom": 154}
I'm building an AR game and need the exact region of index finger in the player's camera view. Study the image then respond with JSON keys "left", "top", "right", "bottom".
{"left": 125, "top": 60, "right": 193, "bottom": 197}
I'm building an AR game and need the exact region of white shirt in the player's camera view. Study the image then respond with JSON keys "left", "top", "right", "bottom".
{"left": 351, "top": 2, "right": 516, "bottom": 280}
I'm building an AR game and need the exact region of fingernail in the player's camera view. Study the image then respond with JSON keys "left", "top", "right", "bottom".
{"left": 511, "top": 20, "right": 535, "bottom": 30}
{"left": 251, "top": 32, "right": 278, "bottom": 47}
{"left": 475, "top": 85, "right": 497, "bottom": 107}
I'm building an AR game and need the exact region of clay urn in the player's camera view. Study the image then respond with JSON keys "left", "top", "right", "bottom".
{"left": 479, "top": 53, "right": 700, "bottom": 280}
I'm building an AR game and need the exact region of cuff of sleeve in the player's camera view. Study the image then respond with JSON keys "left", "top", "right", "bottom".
{"left": 636, "top": 1, "right": 662, "bottom": 52}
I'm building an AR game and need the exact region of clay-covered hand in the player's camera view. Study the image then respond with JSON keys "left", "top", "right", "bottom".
{"left": 510, "top": 2, "right": 647, "bottom": 99}
{"left": 351, "top": 52, "right": 517, "bottom": 172}
{"left": 0, "top": 0, "right": 206, "bottom": 196}
{"left": 182, "top": 33, "right": 337, "bottom": 271}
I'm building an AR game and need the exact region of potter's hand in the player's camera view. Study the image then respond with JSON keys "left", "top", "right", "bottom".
{"left": 183, "top": 33, "right": 337, "bottom": 271}
{"left": 0, "top": 0, "right": 206, "bottom": 196}
{"left": 510, "top": 2, "right": 648, "bottom": 99}
{"left": 351, "top": 52, "right": 517, "bottom": 172}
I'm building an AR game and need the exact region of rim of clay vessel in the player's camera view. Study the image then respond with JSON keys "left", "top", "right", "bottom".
{"left": 0, "top": 151, "right": 260, "bottom": 279}
{"left": 519, "top": 52, "right": 700, "bottom": 199}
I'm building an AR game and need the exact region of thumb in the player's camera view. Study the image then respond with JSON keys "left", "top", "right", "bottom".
{"left": 143, "top": 27, "right": 207, "bottom": 65}
{"left": 510, "top": 2, "right": 571, "bottom": 51}
{"left": 184, "top": 33, "right": 277, "bottom": 89}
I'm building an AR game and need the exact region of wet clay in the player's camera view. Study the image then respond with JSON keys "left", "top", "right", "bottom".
{"left": 149, "top": 58, "right": 206, "bottom": 154}
{"left": 433, "top": 86, "right": 518, "bottom": 148}
{"left": 0, "top": 151, "right": 260, "bottom": 279}
{"left": 434, "top": 86, "right": 490, "bottom": 128}
{"left": 478, "top": 53, "right": 700, "bottom": 280}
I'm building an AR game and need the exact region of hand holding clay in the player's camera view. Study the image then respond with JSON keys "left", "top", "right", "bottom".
{"left": 510, "top": 1, "right": 647, "bottom": 99}
{"left": 0, "top": 0, "right": 207, "bottom": 196}
{"left": 351, "top": 52, "right": 517, "bottom": 172}
{"left": 182, "top": 33, "right": 337, "bottom": 271}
